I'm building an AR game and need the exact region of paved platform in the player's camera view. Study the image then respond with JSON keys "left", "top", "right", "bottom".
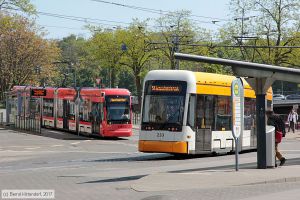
{"left": 285, "top": 129, "right": 300, "bottom": 140}
{"left": 132, "top": 130, "right": 300, "bottom": 194}
{"left": 132, "top": 166, "right": 300, "bottom": 192}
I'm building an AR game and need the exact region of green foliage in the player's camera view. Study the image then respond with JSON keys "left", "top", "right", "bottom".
{"left": 3, "top": 0, "right": 299, "bottom": 104}
{"left": 155, "top": 10, "right": 202, "bottom": 69}
{"left": 88, "top": 28, "right": 125, "bottom": 88}
{"left": 0, "top": 0, "right": 36, "bottom": 14}
{"left": 56, "top": 35, "right": 94, "bottom": 87}
{"left": 118, "top": 68, "right": 137, "bottom": 95}
{"left": 0, "top": 13, "right": 60, "bottom": 101}
{"left": 226, "top": 0, "right": 300, "bottom": 66}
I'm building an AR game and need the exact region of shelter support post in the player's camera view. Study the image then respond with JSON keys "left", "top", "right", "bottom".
{"left": 256, "top": 94, "right": 267, "bottom": 168}
{"left": 246, "top": 77, "right": 275, "bottom": 169}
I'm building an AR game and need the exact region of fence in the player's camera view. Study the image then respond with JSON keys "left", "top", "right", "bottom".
{"left": 132, "top": 113, "right": 141, "bottom": 125}
{"left": 14, "top": 115, "right": 41, "bottom": 133}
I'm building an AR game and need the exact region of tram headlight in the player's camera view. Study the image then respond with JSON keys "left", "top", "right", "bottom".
{"left": 145, "top": 126, "right": 153, "bottom": 130}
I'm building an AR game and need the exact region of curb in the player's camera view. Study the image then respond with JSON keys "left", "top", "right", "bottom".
{"left": 241, "top": 176, "right": 300, "bottom": 186}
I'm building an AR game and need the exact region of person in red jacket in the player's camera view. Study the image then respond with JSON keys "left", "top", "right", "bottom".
{"left": 266, "top": 110, "right": 286, "bottom": 167}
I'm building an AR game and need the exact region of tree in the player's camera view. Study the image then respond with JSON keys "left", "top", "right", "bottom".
{"left": 227, "top": 0, "right": 300, "bottom": 66}
{"left": 57, "top": 35, "right": 93, "bottom": 87}
{"left": 153, "top": 10, "right": 224, "bottom": 73}
{"left": 119, "top": 23, "right": 156, "bottom": 109}
{"left": 118, "top": 68, "right": 137, "bottom": 95}
{"left": 0, "top": 0, "right": 35, "bottom": 14}
{"left": 254, "top": 0, "right": 300, "bottom": 66}
{"left": 88, "top": 28, "right": 126, "bottom": 88}
{"left": 0, "top": 14, "right": 60, "bottom": 101}
{"left": 155, "top": 10, "right": 200, "bottom": 69}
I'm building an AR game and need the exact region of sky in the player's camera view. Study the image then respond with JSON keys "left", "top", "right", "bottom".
{"left": 30, "top": 0, "right": 232, "bottom": 39}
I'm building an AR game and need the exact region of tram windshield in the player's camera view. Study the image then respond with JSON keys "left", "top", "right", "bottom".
{"left": 105, "top": 96, "right": 130, "bottom": 123}
{"left": 142, "top": 80, "right": 187, "bottom": 128}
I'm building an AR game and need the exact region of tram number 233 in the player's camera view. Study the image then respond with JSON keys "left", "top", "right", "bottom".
{"left": 156, "top": 132, "right": 164, "bottom": 137}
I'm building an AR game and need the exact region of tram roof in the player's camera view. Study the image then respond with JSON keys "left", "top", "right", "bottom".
{"left": 10, "top": 86, "right": 56, "bottom": 98}
{"left": 144, "top": 70, "right": 272, "bottom": 98}
{"left": 80, "top": 88, "right": 102, "bottom": 102}
{"left": 194, "top": 72, "right": 251, "bottom": 88}
{"left": 42, "top": 87, "right": 55, "bottom": 98}
{"left": 57, "top": 87, "right": 76, "bottom": 99}
{"left": 101, "top": 88, "right": 130, "bottom": 96}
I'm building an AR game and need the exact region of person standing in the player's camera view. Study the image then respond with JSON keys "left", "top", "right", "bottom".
{"left": 288, "top": 109, "right": 298, "bottom": 133}
{"left": 266, "top": 110, "right": 286, "bottom": 167}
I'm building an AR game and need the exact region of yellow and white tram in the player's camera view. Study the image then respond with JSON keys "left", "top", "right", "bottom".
{"left": 139, "top": 70, "right": 272, "bottom": 154}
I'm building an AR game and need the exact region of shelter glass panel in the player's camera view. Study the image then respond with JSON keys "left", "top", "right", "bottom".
{"left": 244, "top": 98, "right": 256, "bottom": 130}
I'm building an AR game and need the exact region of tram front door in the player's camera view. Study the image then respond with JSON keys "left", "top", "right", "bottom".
{"left": 91, "top": 103, "right": 100, "bottom": 134}
{"left": 63, "top": 100, "right": 69, "bottom": 129}
{"left": 195, "top": 96, "right": 212, "bottom": 153}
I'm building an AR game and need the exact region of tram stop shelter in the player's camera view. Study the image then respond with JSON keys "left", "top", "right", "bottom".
{"left": 174, "top": 52, "right": 300, "bottom": 169}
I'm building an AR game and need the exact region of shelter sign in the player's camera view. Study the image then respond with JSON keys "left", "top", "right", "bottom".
{"left": 231, "top": 78, "right": 244, "bottom": 139}
{"left": 231, "top": 78, "right": 244, "bottom": 171}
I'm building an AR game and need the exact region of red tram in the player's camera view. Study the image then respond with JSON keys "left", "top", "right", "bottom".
{"left": 11, "top": 86, "right": 133, "bottom": 137}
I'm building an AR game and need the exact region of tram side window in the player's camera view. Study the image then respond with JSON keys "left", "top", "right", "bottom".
{"left": 29, "top": 99, "right": 40, "bottom": 117}
{"left": 196, "top": 96, "right": 204, "bottom": 129}
{"left": 43, "top": 99, "right": 54, "bottom": 117}
{"left": 244, "top": 98, "right": 256, "bottom": 130}
{"left": 215, "top": 96, "right": 232, "bottom": 131}
{"left": 79, "top": 100, "right": 91, "bottom": 122}
{"left": 196, "top": 95, "right": 215, "bottom": 129}
{"left": 69, "top": 101, "right": 75, "bottom": 120}
{"left": 187, "top": 94, "right": 196, "bottom": 129}
{"left": 57, "top": 99, "right": 63, "bottom": 118}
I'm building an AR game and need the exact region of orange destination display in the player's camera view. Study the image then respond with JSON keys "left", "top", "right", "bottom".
{"left": 30, "top": 89, "right": 47, "bottom": 97}
{"left": 110, "top": 98, "right": 127, "bottom": 102}
{"left": 151, "top": 85, "right": 181, "bottom": 92}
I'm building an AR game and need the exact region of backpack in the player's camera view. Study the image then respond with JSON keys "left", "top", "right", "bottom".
{"left": 275, "top": 115, "right": 286, "bottom": 137}
{"left": 268, "top": 115, "right": 286, "bottom": 137}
